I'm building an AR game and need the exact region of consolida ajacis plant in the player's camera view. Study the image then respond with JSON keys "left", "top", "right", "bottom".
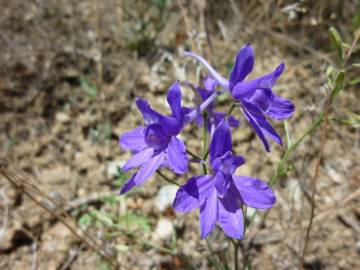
{"left": 119, "top": 43, "right": 295, "bottom": 241}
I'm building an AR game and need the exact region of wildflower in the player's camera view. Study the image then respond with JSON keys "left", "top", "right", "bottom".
{"left": 184, "top": 44, "right": 295, "bottom": 152}
{"left": 173, "top": 119, "right": 276, "bottom": 239}
{"left": 191, "top": 76, "right": 239, "bottom": 132}
{"left": 119, "top": 82, "right": 188, "bottom": 194}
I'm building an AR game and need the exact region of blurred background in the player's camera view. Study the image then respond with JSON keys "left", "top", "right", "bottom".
{"left": 0, "top": 0, "right": 359, "bottom": 269}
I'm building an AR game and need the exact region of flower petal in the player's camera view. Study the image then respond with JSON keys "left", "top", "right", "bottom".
{"left": 173, "top": 175, "right": 214, "bottom": 212}
{"left": 184, "top": 51, "right": 230, "bottom": 89}
{"left": 229, "top": 44, "right": 254, "bottom": 89}
{"left": 167, "top": 81, "right": 183, "bottom": 121}
{"left": 231, "top": 176, "right": 276, "bottom": 209}
{"left": 120, "top": 174, "right": 137, "bottom": 194}
{"left": 136, "top": 97, "right": 159, "bottom": 124}
{"left": 232, "top": 63, "right": 285, "bottom": 100}
{"left": 144, "top": 124, "right": 171, "bottom": 151}
{"left": 214, "top": 171, "right": 230, "bottom": 198}
{"left": 167, "top": 136, "right": 189, "bottom": 174}
{"left": 212, "top": 152, "right": 245, "bottom": 175}
{"left": 210, "top": 111, "right": 223, "bottom": 126}
{"left": 242, "top": 107, "right": 269, "bottom": 152}
{"left": 267, "top": 94, "right": 295, "bottom": 120}
{"left": 242, "top": 101, "right": 282, "bottom": 152}
{"left": 196, "top": 76, "right": 217, "bottom": 103}
{"left": 203, "top": 76, "right": 217, "bottom": 92}
{"left": 212, "top": 112, "right": 240, "bottom": 129}
{"left": 199, "top": 189, "right": 218, "bottom": 239}
{"left": 136, "top": 97, "right": 182, "bottom": 135}
{"left": 209, "top": 119, "right": 232, "bottom": 161}
{"left": 122, "top": 147, "right": 154, "bottom": 172}
{"left": 228, "top": 115, "right": 240, "bottom": 128}
{"left": 133, "top": 151, "right": 165, "bottom": 186}
{"left": 218, "top": 196, "right": 244, "bottom": 239}
{"left": 248, "top": 89, "right": 273, "bottom": 113}
{"left": 119, "top": 127, "right": 146, "bottom": 151}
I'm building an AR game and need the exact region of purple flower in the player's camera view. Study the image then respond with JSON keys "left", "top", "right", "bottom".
{"left": 119, "top": 82, "right": 189, "bottom": 194}
{"left": 173, "top": 119, "right": 276, "bottom": 239}
{"left": 184, "top": 44, "right": 295, "bottom": 152}
{"left": 191, "top": 77, "right": 239, "bottom": 132}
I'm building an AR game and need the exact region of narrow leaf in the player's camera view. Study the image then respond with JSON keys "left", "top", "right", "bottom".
{"left": 329, "top": 27, "right": 344, "bottom": 62}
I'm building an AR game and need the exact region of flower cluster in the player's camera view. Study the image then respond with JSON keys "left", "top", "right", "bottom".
{"left": 119, "top": 44, "right": 295, "bottom": 239}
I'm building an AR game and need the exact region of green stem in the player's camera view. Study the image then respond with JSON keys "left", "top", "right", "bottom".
{"left": 203, "top": 149, "right": 210, "bottom": 160}
{"left": 284, "top": 120, "right": 292, "bottom": 148}
{"left": 234, "top": 240, "right": 239, "bottom": 270}
{"left": 186, "top": 149, "right": 202, "bottom": 160}
{"left": 206, "top": 238, "right": 224, "bottom": 270}
{"left": 227, "top": 102, "right": 238, "bottom": 116}
{"left": 156, "top": 170, "right": 179, "bottom": 186}
{"left": 247, "top": 113, "right": 324, "bottom": 228}
{"left": 202, "top": 112, "right": 208, "bottom": 174}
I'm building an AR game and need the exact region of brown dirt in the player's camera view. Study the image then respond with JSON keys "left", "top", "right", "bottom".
{"left": 0, "top": 1, "right": 359, "bottom": 269}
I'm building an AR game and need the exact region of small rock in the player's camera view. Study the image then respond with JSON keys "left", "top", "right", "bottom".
{"left": 356, "top": 241, "right": 360, "bottom": 253}
{"left": 55, "top": 112, "right": 70, "bottom": 123}
{"left": 106, "top": 160, "right": 125, "bottom": 178}
{"left": 325, "top": 164, "right": 343, "bottom": 184}
{"left": 154, "top": 184, "right": 178, "bottom": 212}
{"left": 153, "top": 218, "right": 174, "bottom": 241}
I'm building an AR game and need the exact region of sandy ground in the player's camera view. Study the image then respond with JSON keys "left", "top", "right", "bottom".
{"left": 0, "top": 1, "right": 359, "bottom": 269}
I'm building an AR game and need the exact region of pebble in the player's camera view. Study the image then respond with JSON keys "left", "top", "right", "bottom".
{"left": 153, "top": 218, "right": 174, "bottom": 241}
{"left": 154, "top": 184, "right": 178, "bottom": 212}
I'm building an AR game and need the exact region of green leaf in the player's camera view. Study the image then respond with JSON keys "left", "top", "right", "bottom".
{"left": 102, "top": 120, "right": 112, "bottom": 141}
{"left": 90, "top": 210, "right": 114, "bottom": 227}
{"left": 78, "top": 214, "right": 92, "bottom": 230}
{"left": 120, "top": 212, "right": 151, "bottom": 234}
{"left": 114, "top": 167, "right": 131, "bottom": 188}
{"left": 329, "top": 27, "right": 344, "bottom": 62}
{"left": 80, "top": 76, "right": 98, "bottom": 99}
{"left": 152, "top": 0, "right": 167, "bottom": 11}
{"left": 115, "top": 244, "right": 131, "bottom": 252}
{"left": 331, "top": 70, "right": 345, "bottom": 99}
{"left": 349, "top": 77, "right": 360, "bottom": 85}
{"left": 348, "top": 111, "right": 360, "bottom": 121}
{"left": 99, "top": 195, "right": 117, "bottom": 206}
{"left": 96, "top": 257, "right": 111, "bottom": 270}
{"left": 217, "top": 91, "right": 230, "bottom": 104}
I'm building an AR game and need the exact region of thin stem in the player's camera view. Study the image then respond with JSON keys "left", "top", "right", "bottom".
{"left": 186, "top": 149, "right": 202, "bottom": 160}
{"left": 185, "top": 92, "right": 218, "bottom": 123}
{"left": 226, "top": 102, "right": 238, "bottom": 116}
{"left": 234, "top": 240, "right": 239, "bottom": 270}
{"left": 300, "top": 90, "right": 333, "bottom": 268}
{"left": 202, "top": 112, "right": 208, "bottom": 174}
{"left": 284, "top": 120, "right": 292, "bottom": 148}
{"left": 203, "top": 149, "right": 210, "bottom": 160}
{"left": 246, "top": 114, "right": 325, "bottom": 230}
{"left": 0, "top": 169, "right": 119, "bottom": 268}
{"left": 156, "top": 170, "right": 179, "bottom": 186}
{"left": 205, "top": 238, "right": 223, "bottom": 270}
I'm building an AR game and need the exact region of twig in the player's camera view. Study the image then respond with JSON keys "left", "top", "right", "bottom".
{"left": 344, "top": 28, "right": 360, "bottom": 64}
{"left": 156, "top": 170, "right": 179, "bottom": 186}
{"left": 59, "top": 247, "right": 80, "bottom": 270}
{"left": 205, "top": 238, "right": 223, "bottom": 270}
{"left": 0, "top": 165, "right": 119, "bottom": 269}
{"left": 0, "top": 188, "right": 9, "bottom": 247}
{"left": 176, "top": 0, "right": 196, "bottom": 52}
{"left": 186, "top": 149, "right": 202, "bottom": 160}
{"left": 299, "top": 28, "right": 358, "bottom": 268}
{"left": 63, "top": 191, "right": 114, "bottom": 213}
{"left": 31, "top": 241, "right": 38, "bottom": 270}
{"left": 299, "top": 90, "right": 331, "bottom": 268}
